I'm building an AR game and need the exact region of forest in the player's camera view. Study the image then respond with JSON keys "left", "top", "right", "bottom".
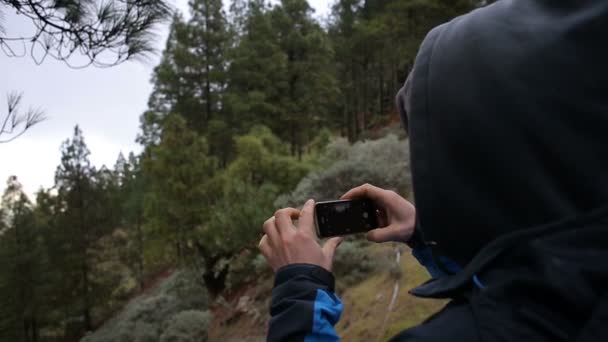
{"left": 0, "top": 0, "right": 489, "bottom": 340}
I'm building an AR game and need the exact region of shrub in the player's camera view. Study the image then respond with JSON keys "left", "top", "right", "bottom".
{"left": 333, "top": 239, "right": 383, "bottom": 290}
{"left": 83, "top": 271, "right": 209, "bottom": 342}
{"left": 252, "top": 252, "right": 273, "bottom": 278}
{"left": 276, "top": 134, "right": 411, "bottom": 208}
{"left": 159, "top": 310, "right": 212, "bottom": 342}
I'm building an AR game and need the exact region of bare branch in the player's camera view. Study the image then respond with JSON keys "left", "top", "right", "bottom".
{"left": 0, "top": 92, "right": 47, "bottom": 144}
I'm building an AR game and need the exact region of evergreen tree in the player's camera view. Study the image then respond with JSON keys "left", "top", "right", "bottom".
{"left": 328, "top": 0, "right": 361, "bottom": 140}
{"left": 271, "top": 0, "right": 338, "bottom": 158}
{"left": 224, "top": 0, "right": 286, "bottom": 134}
{"left": 143, "top": 114, "right": 217, "bottom": 265}
{"left": 52, "top": 126, "right": 98, "bottom": 332}
{"left": 187, "top": 0, "right": 232, "bottom": 131}
{"left": 120, "top": 152, "right": 148, "bottom": 290}
{"left": 0, "top": 176, "right": 47, "bottom": 342}
{"left": 327, "top": 0, "right": 484, "bottom": 140}
{"left": 145, "top": 14, "right": 193, "bottom": 131}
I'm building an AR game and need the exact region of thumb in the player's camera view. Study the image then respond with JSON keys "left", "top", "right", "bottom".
{"left": 322, "top": 236, "right": 344, "bottom": 261}
{"left": 298, "top": 199, "right": 316, "bottom": 238}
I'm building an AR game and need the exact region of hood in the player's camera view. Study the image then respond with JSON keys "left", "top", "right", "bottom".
{"left": 398, "top": 0, "right": 608, "bottom": 265}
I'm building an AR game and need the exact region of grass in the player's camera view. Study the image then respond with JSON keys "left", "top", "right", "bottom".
{"left": 209, "top": 242, "right": 447, "bottom": 341}
{"left": 336, "top": 243, "right": 447, "bottom": 341}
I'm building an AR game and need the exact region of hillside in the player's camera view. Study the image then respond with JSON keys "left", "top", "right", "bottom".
{"left": 85, "top": 241, "right": 445, "bottom": 341}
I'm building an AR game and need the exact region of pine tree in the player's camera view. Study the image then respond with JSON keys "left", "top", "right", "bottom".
{"left": 120, "top": 152, "right": 147, "bottom": 290}
{"left": 53, "top": 126, "right": 98, "bottom": 332}
{"left": 224, "top": 0, "right": 286, "bottom": 134}
{"left": 271, "top": 0, "right": 338, "bottom": 158}
{"left": 0, "top": 176, "right": 47, "bottom": 342}
{"left": 187, "top": 0, "right": 232, "bottom": 131}
{"left": 141, "top": 5, "right": 233, "bottom": 162}
{"left": 145, "top": 14, "right": 194, "bottom": 127}
{"left": 144, "top": 114, "right": 217, "bottom": 265}
{"left": 329, "top": 0, "right": 363, "bottom": 140}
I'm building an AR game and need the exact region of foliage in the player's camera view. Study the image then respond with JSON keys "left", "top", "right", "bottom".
{"left": 83, "top": 271, "right": 208, "bottom": 342}
{"left": 0, "top": 92, "right": 45, "bottom": 144}
{"left": 333, "top": 239, "right": 383, "bottom": 289}
{"left": 0, "top": 0, "right": 171, "bottom": 67}
{"left": 276, "top": 134, "right": 411, "bottom": 208}
{"left": 195, "top": 125, "right": 310, "bottom": 295}
{"left": 0, "top": 176, "right": 49, "bottom": 342}
{"left": 159, "top": 310, "right": 212, "bottom": 342}
{"left": 328, "top": 0, "right": 483, "bottom": 141}
{"left": 225, "top": 125, "right": 312, "bottom": 192}
{"left": 117, "top": 152, "right": 148, "bottom": 290}
{"left": 50, "top": 125, "right": 119, "bottom": 332}
{"left": 266, "top": 0, "right": 339, "bottom": 157}
{"left": 143, "top": 114, "right": 217, "bottom": 264}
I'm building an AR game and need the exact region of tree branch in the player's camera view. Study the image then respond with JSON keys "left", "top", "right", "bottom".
{"left": 0, "top": 92, "right": 46, "bottom": 144}
{"left": 0, "top": 0, "right": 172, "bottom": 67}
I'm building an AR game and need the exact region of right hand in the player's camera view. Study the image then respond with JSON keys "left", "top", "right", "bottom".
{"left": 341, "top": 184, "right": 416, "bottom": 243}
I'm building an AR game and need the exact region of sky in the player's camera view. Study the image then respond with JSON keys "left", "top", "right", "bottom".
{"left": 0, "top": 0, "right": 331, "bottom": 199}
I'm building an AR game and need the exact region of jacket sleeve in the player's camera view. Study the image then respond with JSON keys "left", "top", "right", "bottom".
{"left": 268, "top": 264, "right": 342, "bottom": 342}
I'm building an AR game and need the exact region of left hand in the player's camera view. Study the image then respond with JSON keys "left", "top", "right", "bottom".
{"left": 259, "top": 199, "right": 343, "bottom": 273}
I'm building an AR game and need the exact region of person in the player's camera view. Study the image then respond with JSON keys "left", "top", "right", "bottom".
{"left": 258, "top": 0, "right": 608, "bottom": 341}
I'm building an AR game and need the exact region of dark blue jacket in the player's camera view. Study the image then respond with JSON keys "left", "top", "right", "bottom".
{"left": 268, "top": 0, "right": 608, "bottom": 340}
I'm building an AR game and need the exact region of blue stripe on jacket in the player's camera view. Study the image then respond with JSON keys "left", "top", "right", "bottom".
{"left": 411, "top": 246, "right": 462, "bottom": 279}
{"left": 305, "top": 289, "right": 343, "bottom": 342}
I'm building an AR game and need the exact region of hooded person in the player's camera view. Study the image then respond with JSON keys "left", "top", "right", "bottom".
{"left": 258, "top": 0, "right": 608, "bottom": 341}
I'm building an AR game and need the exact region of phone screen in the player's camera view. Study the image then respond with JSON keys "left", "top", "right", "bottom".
{"left": 314, "top": 199, "right": 378, "bottom": 238}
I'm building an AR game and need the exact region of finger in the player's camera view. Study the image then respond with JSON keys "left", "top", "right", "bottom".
{"left": 274, "top": 208, "right": 299, "bottom": 237}
{"left": 297, "top": 199, "right": 316, "bottom": 238}
{"left": 366, "top": 225, "right": 404, "bottom": 243}
{"left": 322, "top": 236, "right": 344, "bottom": 261}
{"left": 341, "top": 183, "right": 393, "bottom": 207}
{"left": 263, "top": 217, "right": 280, "bottom": 246}
{"left": 258, "top": 235, "right": 272, "bottom": 257}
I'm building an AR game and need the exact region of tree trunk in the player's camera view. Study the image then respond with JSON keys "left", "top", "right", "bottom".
{"left": 202, "top": 262, "right": 229, "bottom": 298}
{"left": 23, "top": 319, "right": 30, "bottom": 342}
{"left": 77, "top": 176, "right": 92, "bottom": 331}
{"left": 196, "top": 243, "right": 230, "bottom": 297}
{"left": 175, "top": 240, "right": 182, "bottom": 262}
{"left": 204, "top": 0, "right": 213, "bottom": 129}
{"left": 290, "top": 121, "right": 297, "bottom": 156}
{"left": 136, "top": 213, "right": 145, "bottom": 291}
{"left": 32, "top": 318, "right": 38, "bottom": 342}
{"left": 82, "top": 260, "right": 92, "bottom": 331}
{"left": 379, "top": 66, "right": 385, "bottom": 119}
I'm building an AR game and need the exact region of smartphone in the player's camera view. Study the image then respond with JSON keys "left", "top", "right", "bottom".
{"left": 314, "top": 199, "right": 379, "bottom": 238}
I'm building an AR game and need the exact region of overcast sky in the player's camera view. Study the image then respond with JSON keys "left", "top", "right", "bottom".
{"left": 0, "top": 0, "right": 330, "bottom": 199}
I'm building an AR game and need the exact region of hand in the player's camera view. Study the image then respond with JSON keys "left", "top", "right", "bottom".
{"left": 258, "top": 199, "right": 343, "bottom": 273}
{"left": 341, "top": 183, "right": 416, "bottom": 243}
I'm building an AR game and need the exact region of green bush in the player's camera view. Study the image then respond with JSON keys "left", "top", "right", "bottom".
{"left": 333, "top": 239, "right": 383, "bottom": 290}
{"left": 252, "top": 252, "right": 273, "bottom": 278}
{"left": 82, "top": 271, "right": 209, "bottom": 342}
{"left": 159, "top": 310, "right": 212, "bottom": 342}
{"left": 276, "top": 134, "right": 411, "bottom": 208}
